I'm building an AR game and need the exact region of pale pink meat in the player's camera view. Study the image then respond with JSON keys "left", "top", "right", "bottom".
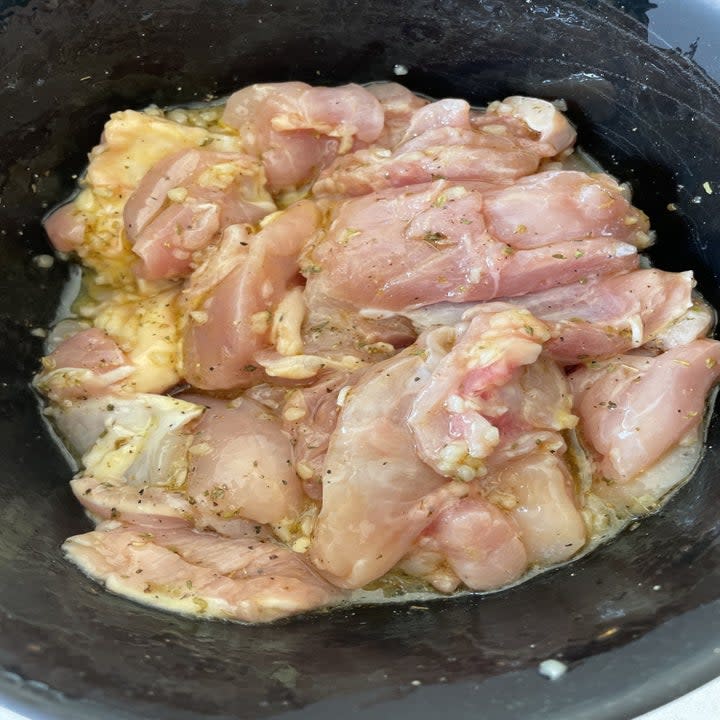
{"left": 313, "top": 95, "right": 575, "bottom": 198}
{"left": 309, "top": 344, "right": 458, "bottom": 589}
{"left": 483, "top": 171, "right": 651, "bottom": 250}
{"left": 50, "top": 328, "right": 125, "bottom": 372}
{"left": 401, "top": 98, "right": 473, "bottom": 139}
{"left": 183, "top": 200, "right": 319, "bottom": 390}
{"left": 222, "top": 82, "right": 384, "bottom": 192}
{"left": 647, "top": 297, "right": 715, "bottom": 352}
{"left": 409, "top": 497, "right": 528, "bottom": 592}
{"left": 408, "top": 304, "right": 551, "bottom": 481}
{"left": 44, "top": 203, "right": 86, "bottom": 253}
{"left": 309, "top": 304, "right": 578, "bottom": 589}
{"left": 184, "top": 395, "right": 303, "bottom": 525}
{"left": 303, "top": 180, "right": 640, "bottom": 313}
{"left": 35, "top": 329, "right": 133, "bottom": 402}
{"left": 36, "top": 81, "right": 720, "bottom": 621}
{"left": 123, "top": 149, "right": 275, "bottom": 280}
{"left": 278, "top": 372, "right": 354, "bottom": 499}
{"left": 63, "top": 521, "right": 344, "bottom": 623}
{"left": 569, "top": 339, "right": 720, "bottom": 482}
{"left": 482, "top": 355, "right": 577, "bottom": 470}
{"left": 365, "top": 82, "right": 428, "bottom": 147}
{"left": 510, "top": 269, "right": 695, "bottom": 364}
{"left": 486, "top": 96, "right": 577, "bottom": 154}
{"left": 489, "top": 452, "right": 587, "bottom": 564}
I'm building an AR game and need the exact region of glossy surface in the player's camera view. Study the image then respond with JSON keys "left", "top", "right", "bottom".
{"left": 2, "top": 0, "right": 720, "bottom": 718}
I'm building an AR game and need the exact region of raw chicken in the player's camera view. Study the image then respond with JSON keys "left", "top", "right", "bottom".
{"left": 365, "top": 82, "right": 428, "bottom": 147}
{"left": 592, "top": 427, "right": 703, "bottom": 516}
{"left": 485, "top": 96, "right": 577, "bottom": 154}
{"left": 50, "top": 393, "right": 204, "bottom": 524}
{"left": 222, "top": 82, "right": 384, "bottom": 192}
{"left": 402, "top": 269, "right": 701, "bottom": 364}
{"left": 41, "top": 286, "right": 183, "bottom": 402}
{"left": 407, "top": 304, "right": 551, "bottom": 481}
{"left": 569, "top": 339, "right": 720, "bottom": 482}
{"left": 183, "top": 200, "right": 319, "bottom": 389}
{"left": 184, "top": 395, "right": 304, "bottom": 526}
{"left": 44, "top": 109, "right": 245, "bottom": 289}
{"left": 510, "top": 269, "right": 695, "bottom": 364}
{"left": 35, "top": 328, "right": 134, "bottom": 403}
{"left": 401, "top": 497, "right": 528, "bottom": 592}
{"left": 46, "top": 393, "right": 203, "bottom": 466}
{"left": 313, "top": 96, "right": 575, "bottom": 198}
{"left": 482, "top": 170, "right": 651, "bottom": 250}
{"left": 311, "top": 304, "right": 578, "bottom": 588}
{"left": 487, "top": 452, "right": 586, "bottom": 565}
{"left": 646, "top": 298, "right": 715, "bottom": 352}
{"left": 124, "top": 149, "right": 275, "bottom": 279}
{"left": 304, "top": 179, "right": 640, "bottom": 312}
{"left": 277, "top": 372, "right": 355, "bottom": 499}
{"left": 37, "top": 81, "right": 719, "bottom": 624}
{"left": 309, "top": 340, "right": 461, "bottom": 589}
{"left": 64, "top": 521, "right": 343, "bottom": 623}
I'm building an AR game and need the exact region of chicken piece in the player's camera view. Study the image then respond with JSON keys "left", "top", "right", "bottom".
{"left": 300, "top": 293, "right": 417, "bottom": 369}
{"left": 407, "top": 304, "right": 551, "bottom": 481}
{"left": 77, "top": 393, "right": 201, "bottom": 485}
{"left": 309, "top": 341, "right": 462, "bottom": 589}
{"left": 569, "top": 339, "right": 720, "bottom": 482}
{"left": 46, "top": 392, "right": 202, "bottom": 464}
{"left": 44, "top": 110, "right": 243, "bottom": 290}
{"left": 123, "top": 149, "right": 275, "bottom": 280}
{"left": 183, "top": 200, "right": 319, "bottom": 390}
{"left": 180, "top": 223, "right": 250, "bottom": 313}
{"left": 44, "top": 203, "right": 86, "bottom": 253}
{"left": 278, "top": 372, "right": 354, "bottom": 499}
{"left": 310, "top": 300, "right": 583, "bottom": 587}
{"left": 64, "top": 521, "right": 344, "bottom": 623}
{"left": 72, "top": 476, "right": 195, "bottom": 525}
{"left": 482, "top": 171, "right": 651, "bottom": 250}
{"left": 403, "top": 269, "right": 701, "bottom": 364}
{"left": 402, "top": 497, "right": 528, "bottom": 592}
{"left": 402, "top": 354, "right": 582, "bottom": 587}
{"left": 486, "top": 96, "right": 577, "bottom": 155}
{"left": 313, "top": 95, "right": 575, "bottom": 198}
{"left": 509, "top": 269, "right": 695, "bottom": 364}
{"left": 488, "top": 452, "right": 587, "bottom": 565}
{"left": 34, "top": 328, "right": 134, "bottom": 403}
{"left": 592, "top": 427, "right": 703, "bottom": 517}
{"left": 478, "top": 355, "right": 577, "bottom": 473}
{"left": 303, "top": 180, "right": 640, "bottom": 313}
{"left": 184, "top": 395, "right": 304, "bottom": 526}
{"left": 222, "top": 82, "right": 384, "bottom": 192}
{"left": 365, "top": 82, "right": 428, "bottom": 147}
{"left": 50, "top": 393, "right": 203, "bottom": 523}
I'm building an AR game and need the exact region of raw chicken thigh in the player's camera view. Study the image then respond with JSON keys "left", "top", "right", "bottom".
{"left": 37, "top": 81, "right": 720, "bottom": 623}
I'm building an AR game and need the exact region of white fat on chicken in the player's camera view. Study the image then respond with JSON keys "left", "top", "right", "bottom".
{"left": 47, "top": 394, "right": 204, "bottom": 488}
{"left": 92, "top": 288, "right": 182, "bottom": 393}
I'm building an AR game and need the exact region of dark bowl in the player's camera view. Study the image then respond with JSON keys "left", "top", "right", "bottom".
{"left": 2, "top": 1, "right": 720, "bottom": 718}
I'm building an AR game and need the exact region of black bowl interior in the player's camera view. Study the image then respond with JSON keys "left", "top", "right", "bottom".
{"left": 2, "top": 1, "right": 720, "bottom": 719}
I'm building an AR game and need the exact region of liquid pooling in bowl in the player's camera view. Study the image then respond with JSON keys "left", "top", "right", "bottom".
{"left": 34, "top": 81, "right": 720, "bottom": 623}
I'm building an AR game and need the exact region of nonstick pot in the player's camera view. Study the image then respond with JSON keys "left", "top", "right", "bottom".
{"left": 2, "top": 1, "right": 720, "bottom": 718}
